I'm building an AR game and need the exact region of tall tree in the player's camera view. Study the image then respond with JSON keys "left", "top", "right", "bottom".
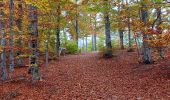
{"left": 141, "top": 1, "right": 152, "bottom": 64}
{"left": 0, "top": 2, "right": 7, "bottom": 80}
{"left": 56, "top": 2, "right": 61, "bottom": 57}
{"left": 92, "top": 14, "right": 97, "bottom": 51}
{"left": 104, "top": 0, "right": 112, "bottom": 49}
{"left": 75, "top": 0, "right": 79, "bottom": 46}
{"left": 156, "top": 7, "right": 163, "bottom": 58}
{"left": 118, "top": 1, "right": 124, "bottom": 49}
{"left": 9, "top": 0, "right": 14, "bottom": 72}
{"left": 28, "top": 5, "right": 40, "bottom": 80}
{"left": 103, "top": 0, "right": 112, "bottom": 57}
{"left": 16, "top": 0, "right": 23, "bottom": 66}
{"left": 127, "top": 5, "right": 132, "bottom": 48}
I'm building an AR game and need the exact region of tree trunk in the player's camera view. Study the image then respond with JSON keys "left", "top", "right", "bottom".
{"left": 75, "top": 0, "right": 79, "bottom": 47}
{"left": 94, "top": 34, "right": 97, "bottom": 51}
{"left": 9, "top": 0, "right": 14, "bottom": 72}
{"left": 0, "top": 5, "right": 7, "bottom": 80}
{"left": 141, "top": 4, "right": 152, "bottom": 64}
{"left": 82, "top": 36, "right": 85, "bottom": 52}
{"left": 156, "top": 7, "right": 164, "bottom": 59}
{"left": 104, "top": 13, "right": 112, "bottom": 49}
{"left": 119, "top": 30, "right": 124, "bottom": 49}
{"left": 118, "top": 1, "right": 124, "bottom": 50}
{"left": 91, "top": 14, "right": 97, "bottom": 52}
{"left": 28, "top": 5, "right": 39, "bottom": 80}
{"left": 56, "top": 5, "right": 60, "bottom": 57}
{"left": 92, "top": 34, "right": 95, "bottom": 51}
{"left": 86, "top": 36, "right": 88, "bottom": 52}
{"left": 128, "top": 7, "right": 131, "bottom": 48}
{"left": 94, "top": 18, "right": 97, "bottom": 51}
{"left": 45, "top": 40, "right": 48, "bottom": 70}
{"left": 63, "top": 28, "right": 67, "bottom": 47}
{"left": 16, "top": 0, "right": 23, "bottom": 66}
{"left": 76, "top": 17, "right": 78, "bottom": 47}
{"left": 103, "top": 0, "right": 112, "bottom": 58}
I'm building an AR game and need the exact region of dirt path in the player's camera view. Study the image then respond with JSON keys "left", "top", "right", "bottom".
{"left": 1, "top": 51, "right": 170, "bottom": 100}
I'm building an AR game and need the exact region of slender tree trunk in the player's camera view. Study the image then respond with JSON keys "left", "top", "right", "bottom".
{"left": 86, "top": 36, "right": 88, "bottom": 52}
{"left": 0, "top": 5, "right": 7, "bottom": 80}
{"left": 56, "top": 5, "right": 60, "bottom": 57}
{"left": 75, "top": 0, "right": 79, "bottom": 47}
{"left": 75, "top": 17, "right": 78, "bottom": 47}
{"left": 103, "top": 0, "right": 112, "bottom": 58}
{"left": 104, "top": 0, "right": 112, "bottom": 49}
{"left": 94, "top": 34, "right": 97, "bottom": 51}
{"left": 90, "top": 15, "right": 94, "bottom": 52}
{"left": 92, "top": 34, "right": 94, "bottom": 51}
{"left": 94, "top": 17, "right": 97, "bottom": 51}
{"left": 156, "top": 7, "right": 164, "bottom": 58}
{"left": 118, "top": 2, "right": 124, "bottom": 50}
{"left": 63, "top": 28, "right": 67, "bottom": 47}
{"left": 91, "top": 34, "right": 96, "bottom": 51}
{"left": 91, "top": 14, "right": 97, "bottom": 52}
{"left": 141, "top": 4, "right": 152, "bottom": 64}
{"left": 119, "top": 30, "right": 124, "bottom": 49}
{"left": 9, "top": 0, "right": 14, "bottom": 72}
{"left": 82, "top": 36, "right": 85, "bottom": 52}
{"left": 104, "top": 13, "right": 112, "bottom": 49}
{"left": 45, "top": 40, "right": 48, "bottom": 70}
{"left": 128, "top": 7, "right": 131, "bottom": 48}
{"left": 16, "top": 0, "right": 23, "bottom": 66}
{"left": 28, "top": 5, "right": 39, "bottom": 80}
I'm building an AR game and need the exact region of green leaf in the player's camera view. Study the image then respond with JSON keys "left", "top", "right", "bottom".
{"left": 154, "top": 0, "right": 162, "bottom": 3}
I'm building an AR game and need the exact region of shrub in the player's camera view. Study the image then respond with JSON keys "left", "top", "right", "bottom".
{"left": 65, "top": 40, "right": 78, "bottom": 54}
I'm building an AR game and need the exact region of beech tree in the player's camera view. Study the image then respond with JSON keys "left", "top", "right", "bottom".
{"left": 27, "top": 5, "right": 39, "bottom": 80}
{"left": 56, "top": 2, "right": 61, "bottom": 57}
{"left": 104, "top": 0, "right": 112, "bottom": 49}
{"left": 9, "top": 0, "right": 14, "bottom": 72}
{"left": 0, "top": 2, "right": 7, "bottom": 80}
{"left": 16, "top": 0, "right": 23, "bottom": 66}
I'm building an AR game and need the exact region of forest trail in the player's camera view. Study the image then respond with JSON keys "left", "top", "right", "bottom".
{"left": 1, "top": 50, "right": 170, "bottom": 100}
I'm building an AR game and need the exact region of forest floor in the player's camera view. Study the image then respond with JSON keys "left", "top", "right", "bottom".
{"left": 0, "top": 50, "right": 170, "bottom": 100}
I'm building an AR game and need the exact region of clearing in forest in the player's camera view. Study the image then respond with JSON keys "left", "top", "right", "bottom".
{"left": 1, "top": 50, "right": 170, "bottom": 100}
